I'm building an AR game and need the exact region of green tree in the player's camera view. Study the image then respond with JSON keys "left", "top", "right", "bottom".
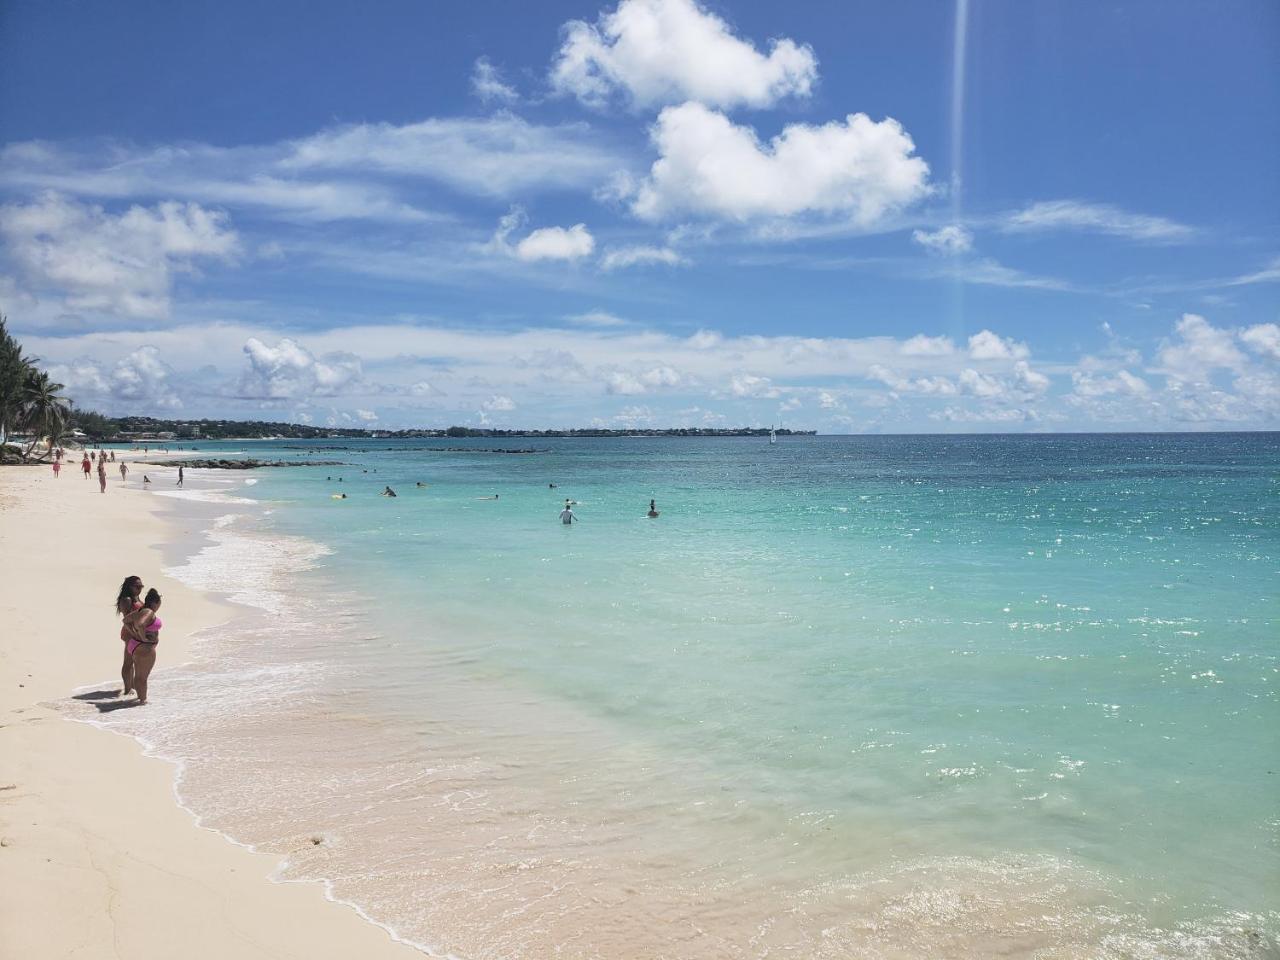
{"left": 20, "top": 367, "right": 70, "bottom": 460}
{"left": 0, "top": 314, "right": 31, "bottom": 450}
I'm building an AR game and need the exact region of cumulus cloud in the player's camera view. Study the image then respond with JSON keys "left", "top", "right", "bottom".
{"left": 0, "top": 192, "right": 238, "bottom": 319}
{"left": 486, "top": 209, "right": 596, "bottom": 262}
{"left": 867, "top": 364, "right": 957, "bottom": 396}
{"left": 550, "top": 0, "right": 817, "bottom": 110}
{"left": 631, "top": 102, "right": 930, "bottom": 224}
{"left": 912, "top": 224, "right": 972, "bottom": 255}
{"left": 729, "top": 373, "right": 779, "bottom": 398}
{"left": 968, "top": 329, "right": 1030, "bottom": 361}
{"left": 238, "top": 337, "right": 362, "bottom": 399}
{"left": 1240, "top": 323, "right": 1280, "bottom": 361}
{"left": 1012, "top": 360, "right": 1050, "bottom": 395}
{"left": 599, "top": 245, "right": 687, "bottom": 270}
{"left": 606, "top": 365, "right": 683, "bottom": 394}
{"left": 900, "top": 334, "right": 955, "bottom": 356}
{"left": 481, "top": 395, "right": 516, "bottom": 411}
{"left": 1002, "top": 200, "right": 1193, "bottom": 242}
{"left": 1156, "top": 313, "right": 1246, "bottom": 380}
{"left": 516, "top": 223, "right": 596, "bottom": 262}
{"left": 471, "top": 57, "right": 519, "bottom": 103}
{"left": 958, "top": 368, "right": 1006, "bottom": 399}
{"left": 49, "top": 346, "right": 183, "bottom": 411}
{"left": 1070, "top": 369, "right": 1151, "bottom": 398}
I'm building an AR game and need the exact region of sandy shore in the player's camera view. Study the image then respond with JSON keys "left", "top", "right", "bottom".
{"left": 0, "top": 458, "right": 420, "bottom": 960}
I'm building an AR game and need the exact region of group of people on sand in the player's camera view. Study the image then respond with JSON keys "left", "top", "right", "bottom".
{"left": 113, "top": 576, "right": 165, "bottom": 705}
{"left": 52, "top": 448, "right": 168, "bottom": 490}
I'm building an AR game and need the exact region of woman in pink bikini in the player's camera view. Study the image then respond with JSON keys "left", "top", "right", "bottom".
{"left": 115, "top": 576, "right": 144, "bottom": 696}
{"left": 124, "top": 588, "right": 163, "bottom": 705}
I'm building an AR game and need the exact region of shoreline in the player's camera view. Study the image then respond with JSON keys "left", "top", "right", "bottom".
{"left": 0, "top": 460, "right": 421, "bottom": 959}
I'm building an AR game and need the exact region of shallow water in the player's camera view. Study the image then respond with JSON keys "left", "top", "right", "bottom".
{"left": 80, "top": 434, "right": 1279, "bottom": 957}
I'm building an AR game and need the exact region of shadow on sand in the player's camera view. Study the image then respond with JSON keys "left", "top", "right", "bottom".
{"left": 72, "top": 689, "right": 143, "bottom": 712}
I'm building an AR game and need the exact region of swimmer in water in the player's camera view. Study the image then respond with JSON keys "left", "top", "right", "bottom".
{"left": 416, "top": 481, "right": 428, "bottom": 487}
{"left": 476, "top": 494, "right": 499, "bottom": 500}
{"left": 647, "top": 499, "right": 659, "bottom": 518}
{"left": 382, "top": 486, "right": 397, "bottom": 497}
{"left": 559, "top": 503, "right": 576, "bottom": 525}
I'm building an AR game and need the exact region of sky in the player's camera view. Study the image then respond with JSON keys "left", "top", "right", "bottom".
{"left": 0, "top": 0, "right": 1277, "bottom": 432}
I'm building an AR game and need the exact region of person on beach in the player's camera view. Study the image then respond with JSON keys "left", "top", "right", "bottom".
{"left": 52, "top": 459, "right": 61, "bottom": 478}
{"left": 648, "top": 499, "right": 659, "bottom": 518}
{"left": 81, "top": 454, "right": 91, "bottom": 478}
{"left": 109, "top": 451, "right": 116, "bottom": 462}
{"left": 177, "top": 465, "right": 184, "bottom": 487}
{"left": 123, "top": 589, "right": 163, "bottom": 705}
{"left": 143, "top": 474, "right": 151, "bottom": 485}
{"left": 115, "top": 576, "right": 144, "bottom": 696}
{"left": 97, "top": 458, "right": 107, "bottom": 493}
{"left": 119, "top": 462, "right": 128, "bottom": 482}
{"left": 559, "top": 503, "right": 576, "bottom": 525}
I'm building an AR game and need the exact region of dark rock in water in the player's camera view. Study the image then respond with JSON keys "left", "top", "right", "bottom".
{"left": 137, "top": 459, "right": 346, "bottom": 469}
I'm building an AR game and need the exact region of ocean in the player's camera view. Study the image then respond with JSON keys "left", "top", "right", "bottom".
{"left": 84, "top": 434, "right": 1279, "bottom": 958}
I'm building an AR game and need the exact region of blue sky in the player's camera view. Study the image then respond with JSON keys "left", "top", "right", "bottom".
{"left": 1, "top": 0, "right": 1277, "bottom": 431}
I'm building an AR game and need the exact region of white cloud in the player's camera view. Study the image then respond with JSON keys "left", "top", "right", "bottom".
{"left": 1224, "top": 256, "right": 1280, "bottom": 287}
{"left": 471, "top": 57, "right": 519, "bottom": 103}
{"left": 1240, "top": 322, "right": 1280, "bottom": 361}
{"left": 481, "top": 395, "right": 516, "bottom": 412}
{"left": 818, "top": 391, "right": 842, "bottom": 409}
{"left": 912, "top": 224, "right": 972, "bottom": 255}
{"left": 1002, "top": 200, "right": 1193, "bottom": 242}
{"left": 867, "top": 364, "right": 958, "bottom": 396}
{"left": 606, "top": 365, "right": 684, "bottom": 394}
{"left": 600, "top": 245, "right": 687, "bottom": 270}
{"left": 1156, "top": 313, "right": 1246, "bottom": 380}
{"left": 1012, "top": 360, "right": 1050, "bottom": 395}
{"left": 932, "top": 405, "right": 1039, "bottom": 424}
{"left": 485, "top": 210, "right": 596, "bottom": 263}
{"left": 238, "top": 337, "right": 363, "bottom": 399}
{"left": 729, "top": 373, "right": 779, "bottom": 398}
{"left": 631, "top": 102, "right": 930, "bottom": 224}
{"left": 515, "top": 223, "right": 596, "bottom": 262}
{"left": 958, "top": 368, "right": 1006, "bottom": 399}
{"left": 49, "top": 346, "right": 183, "bottom": 411}
{"left": 355, "top": 408, "right": 378, "bottom": 422}
{"left": 900, "top": 334, "right": 955, "bottom": 356}
{"left": 550, "top": 0, "right": 817, "bottom": 110}
{"left": 945, "top": 258, "right": 1071, "bottom": 291}
{"left": 968, "top": 329, "right": 1030, "bottom": 361}
{"left": 283, "top": 115, "right": 625, "bottom": 198}
{"left": 567, "top": 310, "right": 629, "bottom": 327}
{"left": 0, "top": 192, "right": 238, "bottom": 319}
{"left": 1070, "top": 369, "right": 1150, "bottom": 398}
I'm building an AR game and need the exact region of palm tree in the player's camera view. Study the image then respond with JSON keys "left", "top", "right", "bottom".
{"left": 0, "top": 314, "right": 30, "bottom": 451}
{"left": 20, "top": 367, "right": 70, "bottom": 461}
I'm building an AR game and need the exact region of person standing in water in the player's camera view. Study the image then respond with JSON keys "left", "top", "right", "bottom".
{"left": 647, "top": 499, "right": 659, "bottom": 518}
{"left": 115, "top": 576, "right": 144, "bottom": 696}
{"left": 123, "top": 589, "right": 163, "bottom": 705}
{"left": 559, "top": 503, "right": 576, "bottom": 525}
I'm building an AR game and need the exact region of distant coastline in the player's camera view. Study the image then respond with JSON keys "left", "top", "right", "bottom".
{"left": 86, "top": 414, "right": 817, "bottom": 442}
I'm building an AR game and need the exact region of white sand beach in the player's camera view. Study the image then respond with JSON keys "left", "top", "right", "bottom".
{"left": 0, "top": 459, "right": 419, "bottom": 960}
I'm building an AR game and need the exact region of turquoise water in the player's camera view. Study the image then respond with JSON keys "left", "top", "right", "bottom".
{"left": 102, "top": 434, "right": 1280, "bottom": 956}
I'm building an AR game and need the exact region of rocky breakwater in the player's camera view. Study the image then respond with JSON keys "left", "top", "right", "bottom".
{"left": 138, "top": 458, "right": 346, "bottom": 469}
